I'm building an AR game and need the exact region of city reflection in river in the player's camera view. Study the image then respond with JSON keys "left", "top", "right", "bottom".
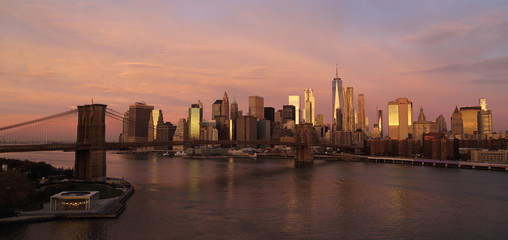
{"left": 2, "top": 152, "right": 508, "bottom": 239}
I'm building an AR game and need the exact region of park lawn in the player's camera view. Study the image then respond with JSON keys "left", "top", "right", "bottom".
{"left": 71, "top": 183, "right": 123, "bottom": 199}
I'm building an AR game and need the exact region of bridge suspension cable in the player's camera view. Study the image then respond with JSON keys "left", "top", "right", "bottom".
{"left": 106, "top": 107, "right": 125, "bottom": 116}
{"left": 105, "top": 107, "right": 155, "bottom": 131}
{"left": 0, "top": 109, "right": 78, "bottom": 132}
{"left": 104, "top": 107, "right": 155, "bottom": 143}
{"left": 0, "top": 109, "right": 78, "bottom": 144}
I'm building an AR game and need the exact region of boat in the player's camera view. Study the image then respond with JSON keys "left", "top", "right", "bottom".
{"left": 174, "top": 151, "right": 187, "bottom": 157}
{"left": 228, "top": 149, "right": 257, "bottom": 158}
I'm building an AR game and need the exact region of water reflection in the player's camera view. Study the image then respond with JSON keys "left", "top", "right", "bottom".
{"left": 3, "top": 153, "right": 508, "bottom": 239}
{"left": 53, "top": 220, "right": 108, "bottom": 240}
{"left": 284, "top": 169, "right": 315, "bottom": 235}
{"left": 388, "top": 187, "right": 410, "bottom": 226}
{"left": 188, "top": 160, "right": 201, "bottom": 201}
{"left": 148, "top": 154, "right": 159, "bottom": 185}
{"left": 226, "top": 158, "right": 235, "bottom": 205}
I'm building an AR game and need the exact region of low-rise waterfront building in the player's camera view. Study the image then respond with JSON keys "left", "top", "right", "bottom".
{"left": 471, "top": 149, "right": 508, "bottom": 163}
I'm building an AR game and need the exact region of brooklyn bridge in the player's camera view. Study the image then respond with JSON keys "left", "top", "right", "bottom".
{"left": 0, "top": 104, "right": 355, "bottom": 182}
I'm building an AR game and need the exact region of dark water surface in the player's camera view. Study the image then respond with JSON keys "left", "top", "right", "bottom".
{"left": 2, "top": 152, "right": 508, "bottom": 239}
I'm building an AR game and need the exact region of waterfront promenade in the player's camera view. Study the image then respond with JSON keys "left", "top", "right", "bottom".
{"left": 0, "top": 184, "right": 134, "bottom": 225}
{"left": 316, "top": 153, "right": 508, "bottom": 171}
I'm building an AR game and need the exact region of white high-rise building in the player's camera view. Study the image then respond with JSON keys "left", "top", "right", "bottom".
{"left": 289, "top": 95, "right": 301, "bottom": 124}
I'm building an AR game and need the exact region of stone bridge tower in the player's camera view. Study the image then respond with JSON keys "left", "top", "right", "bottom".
{"left": 75, "top": 104, "right": 107, "bottom": 182}
{"left": 294, "top": 123, "right": 317, "bottom": 167}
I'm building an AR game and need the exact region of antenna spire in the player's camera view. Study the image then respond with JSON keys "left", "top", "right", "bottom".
{"left": 335, "top": 63, "right": 338, "bottom": 78}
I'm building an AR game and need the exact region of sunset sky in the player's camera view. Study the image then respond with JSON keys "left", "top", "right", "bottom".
{"left": 1, "top": 0, "right": 507, "bottom": 132}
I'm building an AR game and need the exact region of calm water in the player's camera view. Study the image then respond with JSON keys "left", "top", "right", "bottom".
{"left": 2, "top": 151, "right": 508, "bottom": 239}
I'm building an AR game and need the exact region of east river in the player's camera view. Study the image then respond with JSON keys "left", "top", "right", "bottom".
{"left": 1, "top": 151, "right": 508, "bottom": 239}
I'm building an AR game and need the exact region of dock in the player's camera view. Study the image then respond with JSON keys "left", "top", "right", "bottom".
{"left": 317, "top": 154, "right": 508, "bottom": 171}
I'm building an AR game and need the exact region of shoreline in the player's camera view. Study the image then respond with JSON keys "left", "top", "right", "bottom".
{"left": 320, "top": 153, "right": 508, "bottom": 171}
{"left": 0, "top": 181, "right": 134, "bottom": 226}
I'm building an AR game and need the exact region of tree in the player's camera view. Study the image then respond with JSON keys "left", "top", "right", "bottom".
{"left": 0, "top": 171, "right": 34, "bottom": 217}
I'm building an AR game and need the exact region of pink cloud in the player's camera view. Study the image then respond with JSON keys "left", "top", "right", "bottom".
{"left": 115, "top": 62, "right": 164, "bottom": 68}
{"left": 0, "top": 70, "right": 59, "bottom": 78}
{"left": 0, "top": 1, "right": 507, "bottom": 132}
{"left": 403, "top": 24, "right": 471, "bottom": 44}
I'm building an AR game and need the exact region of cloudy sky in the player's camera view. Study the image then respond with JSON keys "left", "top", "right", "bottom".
{"left": 1, "top": 0, "right": 507, "bottom": 132}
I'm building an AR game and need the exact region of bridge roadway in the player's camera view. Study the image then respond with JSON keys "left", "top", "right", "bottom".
{"left": 0, "top": 140, "right": 325, "bottom": 153}
{"left": 0, "top": 141, "right": 358, "bottom": 153}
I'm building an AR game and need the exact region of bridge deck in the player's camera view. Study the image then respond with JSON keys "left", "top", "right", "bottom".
{"left": 0, "top": 141, "right": 319, "bottom": 153}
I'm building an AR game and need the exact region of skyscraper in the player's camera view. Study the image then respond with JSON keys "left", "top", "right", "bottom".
{"left": 248, "top": 96, "right": 264, "bottom": 120}
{"left": 127, "top": 102, "right": 154, "bottom": 142}
{"left": 477, "top": 98, "right": 493, "bottom": 136}
{"left": 377, "top": 109, "right": 383, "bottom": 137}
{"left": 478, "top": 110, "right": 493, "bottom": 136}
{"left": 288, "top": 95, "right": 301, "bottom": 124}
{"left": 275, "top": 109, "right": 283, "bottom": 123}
{"left": 188, "top": 103, "right": 202, "bottom": 140}
{"left": 257, "top": 120, "right": 271, "bottom": 141}
{"left": 264, "top": 107, "right": 275, "bottom": 122}
{"left": 451, "top": 106, "right": 463, "bottom": 136}
{"left": 460, "top": 106, "right": 480, "bottom": 135}
{"left": 211, "top": 100, "right": 222, "bottom": 120}
{"left": 436, "top": 115, "right": 447, "bottom": 133}
{"left": 413, "top": 107, "right": 439, "bottom": 142}
{"left": 357, "top": 94, "right": 366, "bottom": 131}
{"left": 209, "top": 92, "right": 231, "bottom": 141}
{"left": 149, "top": 110, "right": 163, "bottom": 142}
{"left": 236, "top": 115, "right": 257, "bottom": 147}
{"left": 121, "top": 110, "right": 129, "bottom": 142}
{"left": 156, "top": 122, "right": 175, "bottom": 144}
{"left": 315, "top": 114, "right": 325, "bottom": 125}
{"left": 342, "top": 87, "right": 355, "bottom": 131}
{"left": 480, "top": 98, "right": 487, "bottom": 111}
{"left": 332, "top": 66, "right": 343, "bottom": 125}
{"left": 230, "top": 98, "right": 239, "bottom": 121}
{"left": 282, "top": 105, "right": 296, "bottom": 124}
{"left": 388, "top": 98, "right": 413, "bottom": 140}
{"left": 173, "top": 118, "right": 188, "bottom": 150}
{"left": 303, "top": 89, "right": 315, "bottom": 125}
{"left": 221, "top": 92, "right": 229, "bottom": 120}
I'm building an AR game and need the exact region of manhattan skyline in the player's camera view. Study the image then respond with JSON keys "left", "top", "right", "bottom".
{"left": 1, "top": 1, "right": 507, "bottom": 131}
